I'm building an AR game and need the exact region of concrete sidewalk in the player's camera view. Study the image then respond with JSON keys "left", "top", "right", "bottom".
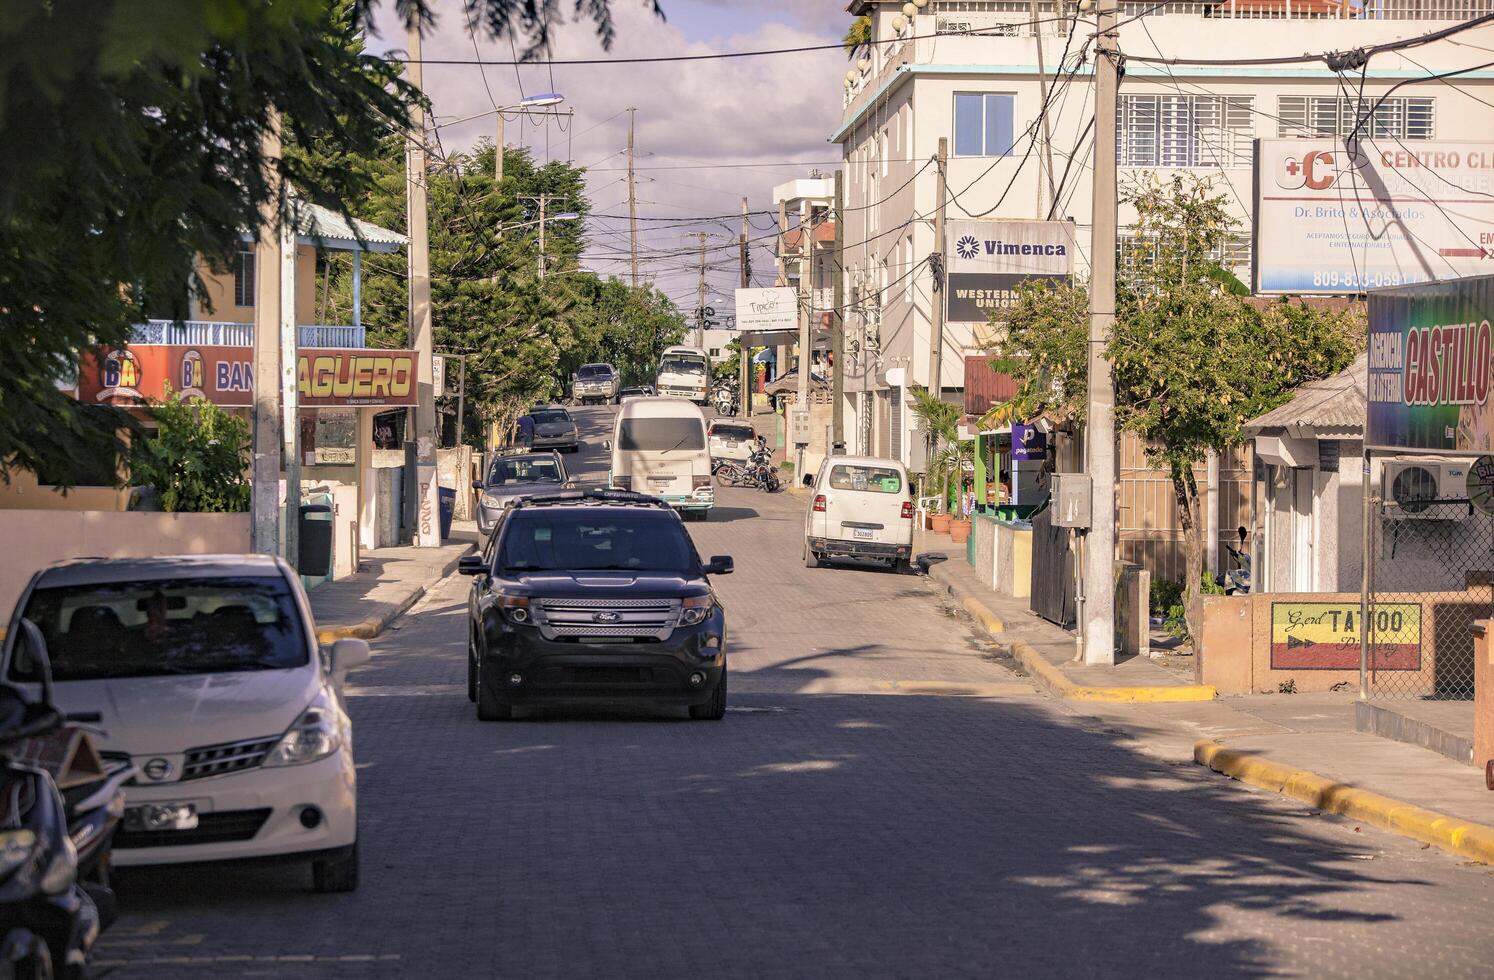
{"left": 309, "top": 522, "right": 477, "bottom": 643}
{"left": 914, "top": 527, "right": 1494, "bottom": 864}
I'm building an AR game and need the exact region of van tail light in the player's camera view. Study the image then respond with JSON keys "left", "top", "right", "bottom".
{"left": 693, "top": 476, "right": 712, "bottom": 490}
{"left": 901, "top": 500, "right": 913, "bottom": 520}
{"left": 613, "top": 476, "right": 632, "bottom": 491}
{"left": 813, "top": 494, "right": 827, "bottom": 513}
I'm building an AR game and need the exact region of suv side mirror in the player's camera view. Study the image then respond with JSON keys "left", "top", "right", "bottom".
{"left": 802, "top": 474, "right": 814, "bottom": 488}
{"left": 330, "top": 637, "right": 371, "bottom": 673}
{"left": 705, "top": 555, "right": 734, "bottom": 576}
{"left": 471, "top": 480, "right": 485, "bottom": 491}
{"left": 458, "top": 555, "right": 486, "bottom": 576}
{"left": 603, "top": 440, "right": 612, "bottom": 451}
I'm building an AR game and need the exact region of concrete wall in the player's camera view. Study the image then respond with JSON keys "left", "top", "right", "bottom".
{"left": 0, "top": 469, "right": 130, "bottom": 512}
{"left": 994, "top": 522, "right": 1032, "bottom": 600}
{"left": 1200, "top": 585, "right": 1491, "bottom": 695}
{"left": 0, "top": 510, "right": 251, "bottom": 616}
{"left": 1114, "top": 561, "right": 1151, "bottom": 660}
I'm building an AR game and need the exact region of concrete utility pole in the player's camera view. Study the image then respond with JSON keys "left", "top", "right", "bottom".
{"left": 796, "top": 209, "right": 816, "bottom": 476}
{"left": 251, "top": 111, "right": 283, "bottom": 556}
{"left": 1083, "top": 0, "right": 1121, "bottom": 665}
{"left": 406, "top": 20, "right": 440, "bottom": 548}
{"left": 695, "top": 232, "right": 708, "bottom": 349}
{"left": 1030, "top": 0, "right": 1058, "bottom": 214}
{"left": 739, "top": 196, "right": 750, "bottom": 419}
{"left": 627, "top": 108, "right": 639, "bottom": 289}
{"left": 495, "top": 111, "right": 505, "bottom": 184}
{"left": 831, "top": 170, "right": 845, "bottom": 452}
{"left": 539, "top": 193, "right": 549, "bottom": 281}
{"left": 279, "top": 204, "right": 299, "bottom": 570}
{"left": 775, "top": 200, "right": 788, "bottom": 383}
{"left": 929, "top": 138, "right": 948, "bottom": 398}
{"left": 456, "top": 355, "right": 467, "bottom": 448}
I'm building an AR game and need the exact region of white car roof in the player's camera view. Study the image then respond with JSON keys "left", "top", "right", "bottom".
{"left": 32, "top": 554, "right": 289, "bottom": 589}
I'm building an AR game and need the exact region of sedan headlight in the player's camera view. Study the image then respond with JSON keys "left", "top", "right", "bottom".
{"left": 679, "top": 595, "right": 713, "bottom": 626}
{"left": 0, "top": 829, "right": 37, "bottom": 879}
{"left": 265, "top": 694, "right": 344, "bottom": 768}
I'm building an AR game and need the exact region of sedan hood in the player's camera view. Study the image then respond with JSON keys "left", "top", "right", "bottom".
{"left": 51, "top": 668, "right": 319, "bottom": 755}
{"left": 535, "top": 423, "right": 574, "bottom": 434}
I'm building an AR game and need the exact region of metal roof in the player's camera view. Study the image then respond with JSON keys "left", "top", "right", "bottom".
{"left": 294, "top": 202, "right": 406, "bottom": 253}
{"left": 1245, "top": 352, "right": 1366, "bottom": 438}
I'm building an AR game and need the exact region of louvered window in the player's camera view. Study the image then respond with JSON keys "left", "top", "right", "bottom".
{"left": 1277, "top": 96, "right": 1434, "bottom": 140}
{"left": 1119, "top": 95, "right": 1254, "bottom": 168}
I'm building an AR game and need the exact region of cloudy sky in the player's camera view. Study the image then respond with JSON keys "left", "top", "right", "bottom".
{"left": 371, "top": 0, "right": 851, "bottom": 318}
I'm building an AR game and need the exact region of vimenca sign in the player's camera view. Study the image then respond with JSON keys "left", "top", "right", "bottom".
{"left": 945, "top": 219, "right": 1075, "bottom": 324}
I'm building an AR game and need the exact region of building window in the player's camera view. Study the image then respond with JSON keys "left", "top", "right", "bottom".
{"left": 953, "top": 93, "right": 1015, "bottom": 157}
{"left": 233, "top": 249, "right": 255, "bottom": 307}
{"left": 1277, "top": 95, "right": 1434, "bottom": 140}
{"left": 1118, "top": 94, "right": 1254, "bottom": 168}
{"left": 1119, "top": 231, "right": 1252, "bottom": 287}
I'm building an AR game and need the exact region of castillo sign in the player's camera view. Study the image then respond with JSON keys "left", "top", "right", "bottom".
{"left": 80, "top": 346, "right": 254, "bottom": 407}
{"left": 297, "top": 348, "right": 418, "bottom": 407}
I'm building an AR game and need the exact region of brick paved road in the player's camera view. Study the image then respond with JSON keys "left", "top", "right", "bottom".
{"left": 97, "top": 406, "right": 1494, "bottom": 978}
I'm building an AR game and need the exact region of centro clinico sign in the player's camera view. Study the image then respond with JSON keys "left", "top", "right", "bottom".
{"left": 945, "top": 219, "right": 1075, "bottom": 324}
{"left": 1367, "top": 274, "right": 1494, "bottom": 452}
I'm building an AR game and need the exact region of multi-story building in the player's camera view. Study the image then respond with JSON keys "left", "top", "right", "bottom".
{"left": 836, "top": 0, "right": 1494, "bottom": 465}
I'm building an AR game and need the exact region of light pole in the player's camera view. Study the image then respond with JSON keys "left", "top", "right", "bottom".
{"left": 492, "top": 93, "right": 565, "bottom": 184}
{"left": 516, "top": 196, "right": 580, "bottom": 281}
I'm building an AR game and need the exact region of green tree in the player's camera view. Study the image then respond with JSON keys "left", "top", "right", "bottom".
{"left": 843, "top": 15, "right": 872, "bottom": 56}
{"left": 987, "top": 279, "right": 1090, "bottom": 425}
{"left": 910, "top": 387, "right": 965, "bottom": 513}
{"left": 0, "top": 0, "right": 659, "bottom": 484}
{"left": 130, "top": 391, "right": 253, "bottom": 513}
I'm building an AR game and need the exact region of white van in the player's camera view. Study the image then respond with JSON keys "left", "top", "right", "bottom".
{"left": 655, "top": 346, "right": 711, "bottom": 405}
{"left": 607, "top": 397, "right": 714, "bottom": 518}
{"left": 803, "top": 456, "right": 915, "bottom": 573}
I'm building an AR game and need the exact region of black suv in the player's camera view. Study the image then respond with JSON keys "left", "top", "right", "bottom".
{"left": 460, "top": 490, "right": 733, "bottom": 720}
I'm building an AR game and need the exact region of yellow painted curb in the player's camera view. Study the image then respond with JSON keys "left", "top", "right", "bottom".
{"left": 317, "top": 620, "right": 383, "bottom": 645}
{"left": 1195, "top": 739, "right": 1494, "bottom": 865}
{"left": 960, "top": 596, "right": 1004, "bottom": 635}
{"left": 1008, "top": 638, "right": 1216, "bottom": 703}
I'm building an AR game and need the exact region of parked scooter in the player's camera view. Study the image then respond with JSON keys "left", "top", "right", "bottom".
{"left": 712, "top": 379, "right": 739, "bottom": 417}
{"left": 1216, "top": 525, "right": 1253, "bottom": 595}
{"left": 1, "top": 620, "right": 129, "bottom": 980}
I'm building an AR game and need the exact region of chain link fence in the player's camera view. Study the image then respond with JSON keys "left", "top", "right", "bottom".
{"left": 1364, "top": 497, "right": 1493, "bottom": 700}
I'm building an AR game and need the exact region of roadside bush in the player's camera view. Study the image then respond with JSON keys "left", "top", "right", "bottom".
{"left": 130, "top": 388, "right": 251, "bottom": 513}
{"left": 1150, "top": 578, "right": 1183, "bottom": 617}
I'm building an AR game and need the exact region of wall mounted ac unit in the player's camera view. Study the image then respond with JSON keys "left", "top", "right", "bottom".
{"left": 1381, "top": 459, "right": 1469, "bottom": 517}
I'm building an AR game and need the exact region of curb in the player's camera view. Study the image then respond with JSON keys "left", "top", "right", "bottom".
{"left": 1195, "top": 738, "right": 1494, "bottom": 864}
{"left": 314, "top": 545, "right": 473, "bottom": 645}
{"left": 926, "top": 561, "right": 1216, "bottom": 703}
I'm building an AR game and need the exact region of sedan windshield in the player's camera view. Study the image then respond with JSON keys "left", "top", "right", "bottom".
{"left": 10, "top": 576, "right": 309, "bottom": 682}
{"left": 499, "top": 511, "right": 697, "bottom": 574}
{"left": 531, "top": 410, "right": 571, "bottom": 425}
{"left": 487, "top": 457, "right": 563, "bottom": 486}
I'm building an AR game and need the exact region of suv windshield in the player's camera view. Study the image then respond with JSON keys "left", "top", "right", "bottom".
{"left": 487, "top": 456, "right": 563, "bottom": 486}
{"left": 618, "top": 417, "right": 705, "bottom": 452}
{"left": 530, "top": 409, "right": 570, "bottom": 425}
{"left": 498, "top": 510, "right": 698, "bottom": 574}
{"left": 577, "top": 365, "right": 612, "bottom": 380}
{"left": 829, "top": 464, "right": 903, "bottom": 493}
{"left": 10, "top": 576, "right": 309, "bottom": 682}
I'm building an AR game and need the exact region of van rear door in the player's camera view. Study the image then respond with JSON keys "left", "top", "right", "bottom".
{"left": 822, "top": 463, "right": 910, "bottom": 545}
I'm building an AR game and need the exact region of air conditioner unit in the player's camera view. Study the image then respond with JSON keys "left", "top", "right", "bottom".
{"left": 1381, "top": 459, "right": 1470, "bottom": 517}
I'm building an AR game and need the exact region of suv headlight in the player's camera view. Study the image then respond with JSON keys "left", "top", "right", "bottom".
{"left": 480, "top": 492, "right": 509, "bottom": 510}
{"left": 265, "top": 693, "right": 344, "bottom": 767}
{"left": 679, "top": 595, "right": 713, "bottom": 627}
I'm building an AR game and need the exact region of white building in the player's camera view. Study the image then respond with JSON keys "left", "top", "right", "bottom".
{"left": 836, "top": 0, "right": 1494, "bottom": 467}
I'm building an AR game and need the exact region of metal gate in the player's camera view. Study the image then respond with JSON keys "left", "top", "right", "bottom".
{"left": 1364, "top": 496, "right": 1493, "bottom": 700}
{"left": 1029, "top": 503, "right": 1076, "bottom": 629}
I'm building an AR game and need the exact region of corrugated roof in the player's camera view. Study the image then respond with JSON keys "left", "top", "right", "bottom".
{"left": 1245, "top": 352, "right": 1366, "bottom": 436}
{"left": 963, "top": 355, "right": 1018, "bottom": 416}
{"left": 295, "top": 202, "right": 406, "bottom": 251}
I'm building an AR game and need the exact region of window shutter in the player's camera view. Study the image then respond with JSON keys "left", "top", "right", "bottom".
{"left": 1118, "top": 95, "right": 1159, "bottom": 167}
{"left": 1405, "top": 98, "right": 1434, "bottom": 140}
{"left": 1159, "top": 95, "right": 1193, "bottom": 167}
{"left": 1277, "top": 96, "right": 1309, "bottom": 138}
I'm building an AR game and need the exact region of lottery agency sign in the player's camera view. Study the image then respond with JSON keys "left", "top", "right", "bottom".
{"left": 1366, "top": 275, "right": 1494, "bottom": 453}
{"left": 79, "top": 345, "right": 254, "bottom": 407}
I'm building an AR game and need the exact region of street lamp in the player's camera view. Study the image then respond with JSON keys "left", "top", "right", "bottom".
{"left": 520, "top": 92, "right": 564, "bottom": 109}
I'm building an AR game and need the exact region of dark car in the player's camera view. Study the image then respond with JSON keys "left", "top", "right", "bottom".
{"left": 528, "top": 405, "right": 580, "bottom": 453}
{"left": 459, "top": 490, "right": 733, "bottom": 721}
{"left": 473, "top": 450, "right": 570, "bottom": 535}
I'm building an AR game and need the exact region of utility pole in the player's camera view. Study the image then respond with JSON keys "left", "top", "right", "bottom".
{"left": 775, "top": 200, "right": 788, "bottom": 384}
{"left": 1030, "top": 0, "right": 1058, "bottom": 214}
{"left": 795, "top": 208, "right": 816, "bottom": 478}
{"left": 1083, "top": 0, "right": 1120, "bottom": 665}
{"left": 627, "top": 107, "right": 638, "bottom": 289}
{"left": 693, "top": 230, "right": 705, "bottom": 348}
{"left": 251, "top": 111, "right": 283, "bottom": 556}
{"left": 929, "top": 138, "right": 948, "bottom": 399}
{"left": 832, "top": 171, "right": 845, "bottom": 452}
{"left": 495, "top": 111, "right": 505, "bottom": 184}
{"left": 739, "top": 196, "right": 750, "bottom": 419}
{"left": 455, "top": 354, "right": 467, "bottom": 448}
{"left": 279, "top": 201, "right": 300, "bottom": 571}
{"left": 539, "top": 193, "right": 549, "bottom": 281}
{"left": 406, "top": 19, "right": 440, "bottom": 548}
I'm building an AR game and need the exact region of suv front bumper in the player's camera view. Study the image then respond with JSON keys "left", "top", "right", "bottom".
{"left": 481, "top": 616, "right": 725, "bottom": 708}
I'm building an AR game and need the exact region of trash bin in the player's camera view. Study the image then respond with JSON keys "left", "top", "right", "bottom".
{"left": 438, "top": 486, "right": 456, "bottom": 540}
{"left": 299, "top": 500, "right": 334, "bottom": 578}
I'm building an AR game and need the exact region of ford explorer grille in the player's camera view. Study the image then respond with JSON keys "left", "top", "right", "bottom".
{"left": 533, "top": 597, "right": 681, "bottom": 641}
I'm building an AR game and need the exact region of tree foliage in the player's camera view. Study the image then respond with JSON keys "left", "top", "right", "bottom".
{"left": 0, "top": 0, "right": 658, "bottom": 484}
{"left": 843, "top": 15, "right": 872, "bottom": 56}
{"left": 987, "top": 280, "right": 1091, "bottom": 425}
{"left": 130, "top": 390, "right": 253, "bottom": 513}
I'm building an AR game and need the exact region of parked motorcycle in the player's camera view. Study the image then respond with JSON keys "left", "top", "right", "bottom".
{"left": 1, "top": 620, "right": 128, "bottom": 980}
{"left": 1215, "top": 525, "right": 1253, "bottom": 595}
{"left": 712, "top": 379, "right": 739, "bottom": 417}
{"left": 747, "top": 443, "right": 780, "bottom": 493}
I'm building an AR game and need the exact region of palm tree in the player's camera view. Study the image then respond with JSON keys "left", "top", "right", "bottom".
{"left": 910, "top": 388, "right": 962, "bottom": 514}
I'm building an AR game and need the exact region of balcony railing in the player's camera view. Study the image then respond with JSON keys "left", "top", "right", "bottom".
{"left": 131, "top": 320, "right": 367, "bottom": 348}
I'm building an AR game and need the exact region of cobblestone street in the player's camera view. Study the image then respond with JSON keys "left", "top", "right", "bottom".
{"left": 97, "top": 408, "right": 1494, "bottom": 978}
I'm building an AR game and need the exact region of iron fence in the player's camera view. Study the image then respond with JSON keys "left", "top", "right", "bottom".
{"left": 1363, "top": 497, "right": 1492, "bottom": 700}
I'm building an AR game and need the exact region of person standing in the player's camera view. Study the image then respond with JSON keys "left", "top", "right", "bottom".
{"left": 516, "top": 412, "right": 535, "bottom": 450}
